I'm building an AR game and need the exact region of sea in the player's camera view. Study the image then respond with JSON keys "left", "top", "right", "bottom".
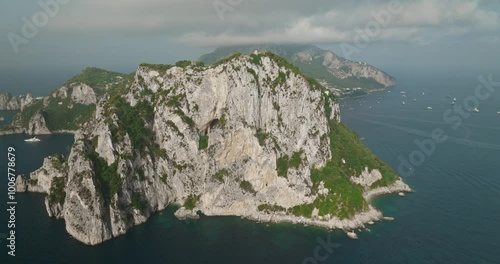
{"left": 1, "top": 70, "right": 499, "bottom": 264}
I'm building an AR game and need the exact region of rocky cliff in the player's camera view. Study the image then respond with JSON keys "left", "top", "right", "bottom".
{"left": 199, "top": 44, "right": 396, "bottom": 96}
{"left": 17, "top": 53, "right": 410, "bottom": 245}
{"left": 1, "top": 69, "right": 113, "bottom": 135}
{"left": 0, "top": 93, "right": 21, "bottom": 110}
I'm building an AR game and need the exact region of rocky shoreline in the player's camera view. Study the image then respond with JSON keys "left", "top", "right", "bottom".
{"left": 364, "top": 179, "right": 412, "bottom": 201}
{"left": 176, "top": 180, "right": 412, "bottom": 235}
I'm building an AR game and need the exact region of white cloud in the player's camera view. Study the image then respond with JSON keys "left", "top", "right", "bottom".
{"left": 177, "top": 0, "right": 500, "bottom": 46}
{"left": 20, "top": 0, "right": 500, "bottom": 46}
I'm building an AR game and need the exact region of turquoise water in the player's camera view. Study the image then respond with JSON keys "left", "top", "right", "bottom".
{"left": 1, "top": 71, "right": 500, "bottom": 263}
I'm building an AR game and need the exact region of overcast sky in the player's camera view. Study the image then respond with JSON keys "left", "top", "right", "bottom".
{"left": 1, "top": 0, "right": 499, "bottom": 95}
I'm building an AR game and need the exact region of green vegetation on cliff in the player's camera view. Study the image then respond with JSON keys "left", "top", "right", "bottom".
{"left": 83, "top": 139, "right": 122, "bottom": 205}
{"left": 65, "top": 67, "right": 128, "bottom": 89}
{"left": 198, "top": 135, "right": 209, "bottom": 150}
{"left": 19, "top": 100, "right": 43, "bottom": 127}
{"left": 48, "top": 177, "right": 66, "bottom": 206}
{"left": 184, "top": 195, "right": 201, "bottom": 210}
{"left": 288, "top": 121, "right": 399, "bottom": 219}
{"left": 17, "top": 98, "right": 95, "bottom": 131}
{"left": 131, "top": 192, "right": 148, "bottom": 213}
{"left": 43, "top": 99, "right": 95, "bottom": 131}
{"left": 107, "top": 96, "right": 159, "bottom": 155}
{"left": 276, "top": 150, "right": 304, "bottom": 178}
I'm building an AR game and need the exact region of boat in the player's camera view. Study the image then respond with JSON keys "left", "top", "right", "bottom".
{"left": 472, "top": 108, "right": 479, "bottom": 113}
{"left": 497, "top": 111, "right": 500, "bottom": 114}
{"left": 453, "top": 97, "right": 457, "bottom": 101}
{"left": 413, "top": 98, "right": 417, "bottom": 102}
{"left": 402, "top": 101, "right": 405, "bottom": 105}
{"left": 427, "top": 106, "right": 433, "bottom": 110}
{"left": 360, "top": 137, "right": 367, "bottom": 141}
{"left": 24, "top": 136, "right": 41, "bottom": 142}
{"left": 451, "top": 101, "right": 455, "bottom": 105}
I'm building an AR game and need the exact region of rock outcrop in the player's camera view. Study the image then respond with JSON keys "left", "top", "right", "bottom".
{"left": 322, "top": 51, "right": 395, "bottom": 88}
{"left": 70, "top": 83, "right": 97, "bottom": 105}
{"left": 0, "top": 93, "right": 21, "bottom": 110}
{"left": 20, "top": 94, "right": 34, "bottom": 111}
{"left": 27, "top": 111, "right": 51, "bottom": 135}
{"left": 18, "top": 53, "right": 409, "bottom": 245}
{"left": 16, "top": 156, "right": 67, "bottom": 218}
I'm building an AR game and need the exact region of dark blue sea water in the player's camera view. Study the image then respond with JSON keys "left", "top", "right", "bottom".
{"left": 1, "top": 71, "right": 499, "bottom": 263}
{"left": 0, "top": 111, "right": 18, "bottom": 128}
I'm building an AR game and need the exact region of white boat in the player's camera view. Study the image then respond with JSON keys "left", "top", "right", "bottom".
{"left": 453, "top": 97, "right": 457, "bottom": 101}
{"left": 497, "top": 111, "right": 500, "bottom": 114}
{"left": 24, "top": 136, "right": 41, "bottom": 142}
{"left": 427, "top": 106, "right": 433, "bottom": 110}
{"left": 402, "top": 101, "right": 405, "bottom": 105}
{"left": 451, "top": 101, "right": 455, "bottom": 105}
{"left": 472, "top": 108, "right": 479, "bottom": 113}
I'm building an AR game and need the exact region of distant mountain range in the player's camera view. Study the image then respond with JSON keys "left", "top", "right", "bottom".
{"left": 199, "top": 44, "right": 395, "bottom": 97}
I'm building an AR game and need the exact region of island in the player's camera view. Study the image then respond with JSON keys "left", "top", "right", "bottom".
{"left": 14, "top": 52, "right": 410, "bottom": 245}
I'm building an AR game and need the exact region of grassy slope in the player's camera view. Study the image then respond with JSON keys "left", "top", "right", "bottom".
{"left": 253, "top": 55, "right": 399, "bottom": 219}
{"left": 288, "top": 121, "right": 399, "bottom": 219}
{"left": 64, "top": 67, "right": 128, "bottom": 90}
{"left": 16, "top": 68, "right": 132, "bottom": 131}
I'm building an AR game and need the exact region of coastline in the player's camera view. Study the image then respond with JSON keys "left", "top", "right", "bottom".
{"left": 181, "top": 180, "right": 412, "bottom": 235}
{"left": 0, "top": 129, "right": 76, "bottom": 136}
{"left": 337, "top": 85, "right": 394, "bottom": 100}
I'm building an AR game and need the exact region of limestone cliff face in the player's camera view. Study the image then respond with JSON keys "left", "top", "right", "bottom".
{"left": 19, "top": 54, "right": 409, "bottom": 245}
{"left": 0, "top": 93, "right": 21, "bottom": 110}
{"left": 20, "top": 94, "right": 34, "bottom": 111}
{"left": 69, "top": 83, "right": 98, "bottom": 105}
{"left": 2, "top": 83, "right": 100, "bottom": 135}
{"left": 16, "top": 156, "right": 67, "bottom": 218}
{"left": 27, "top": 111, "right": 51, "bottom": 135}
{"left": 322, "top": 52, "right": 395, "bottom": 88}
